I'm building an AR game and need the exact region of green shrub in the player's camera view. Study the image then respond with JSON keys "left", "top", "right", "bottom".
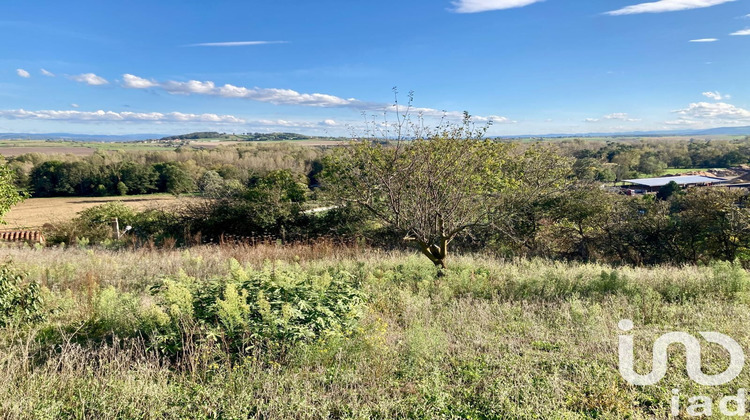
{"left": 45, "top": 202, "right": 137, "bottom": 246}
{"left": 152, "top": 260, "right": 366, "bottom": 355}
{"left": 78, "top": 202, "right": 136, "bottom": 227}
{"left": 0, "top": 264, "right": 45, "bottom": 327}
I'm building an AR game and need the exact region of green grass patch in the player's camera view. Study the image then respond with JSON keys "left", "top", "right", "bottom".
{"left": 1, "top": 247, "right": 749, "bottom": 418}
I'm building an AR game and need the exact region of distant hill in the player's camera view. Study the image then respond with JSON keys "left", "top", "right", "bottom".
{"left": 502, "top": 126, "right": 750, "bottom": 139}
{"left": 159, "top": 132, "right": 328, "bottom": 142}
{"left": 692, "top": 126, "right": 750, "bottom": 136}
{"left": 1, "top": 125, "right": 748, "bottom": 143}
{"left": 0, "top": 132, "right": 167, "bottom": 142}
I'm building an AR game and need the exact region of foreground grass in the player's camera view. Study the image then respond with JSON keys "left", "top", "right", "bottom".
{"left": 1, "top": 244, "right": 749, "bottom": 418}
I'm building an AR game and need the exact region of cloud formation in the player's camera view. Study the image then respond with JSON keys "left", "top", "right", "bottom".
{"left": 670, "top": 102, "right": 750, "bottom": 126}
{"left": 730, "top": 28, "right": 750, "bottom": 35}
{"left": 604, "top": 112, "right": 640, "bottom": 121}
{"left": 40, "top": 68, "right": 55, "bottom": 77}
{"left": 250, "top": 119, "right": 339, "bottom": 129}
{"left": 451, "top": 0, "right": 543, "bottom": 13}
{"left": 472, "top": 115, "right": 514, "bottom": 123}
{"left": 585, "top": 113, "right": 640, "bottom": 122}
{"left": 689, "top": 38, "right": 719, "bottom": 42}
{"left": 703, "top": 91, "right": 730, "bottom": 100}
{"left": 119, "top": 74, "right": 513, "bottom": 125}
{"left": 69, "top": 73, "right": 109, "bottom": 85}
{"left": 124, "top": 74, "right": 360, "bottom": 107}
{"left": 122, "top": 74, "right": 158, "bottom": 89}
{"left": 0, "top": 109, "right": 244, "bottom": 124}
{"left": 186, "top": 41, "right": 289, "bottom": 47}
{"left": 16, "top": 69, "right": 30, "bottom": 78}
{"left": 605, "top": 0, "right": 736, "bottom": 16}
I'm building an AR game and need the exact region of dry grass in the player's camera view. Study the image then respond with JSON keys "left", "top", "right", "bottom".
{"left": 1, "top": 244, "right": 749, "bottom": 418}
{"left": 3, "top": 195, "right": 192, "bottom": 229}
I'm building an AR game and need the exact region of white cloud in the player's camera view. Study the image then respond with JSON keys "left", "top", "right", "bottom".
{"left": 671, "top": 102, "right": 750, "bottom": 126}
{"left": 186, "top": 41, "right": 288, "bottom": 47}
{"left": 121, "top": 73, "right": 512, "bottom": 124}
{"left": 585, "top": 113, "right": 640, "bottom": 123}
{"left": 122, "top": 74, "right": 157, "bottom": 89}
{"left": 69, "top": 73, "right": 109, "bottom": 86}
{"left": 40, "top": 68, "right": 55, "bottom": 77}
{"left": 252, "top": 119, "right": 327, "bottom": 129}
{"left": 604, "top": 112, "right": 640, "bottom": 121}
{"left": 124, "top": 74, "right": 362, "bottom": 107}
{"left": 70, "top": 103, "right": 79, "bottom": 108}
{"left": 451, "top": 0, "right": 544, "bottom": 13}
{"left": 321, "top": 119, "right": 338, "bottom": 126}
{"left": 689, "top": 38, "right": 719, "bottom": 42}
{"left": 16, "top": 69, "right": 30, "bottom": 78}
{"left": 702, "top": 91, "right": 730, "bottom": 100}
{"left": 0, "top": 109, "right": 244, "bottom": 124}
{"left": 472, "top": 115, "right": 515, "bottom": 123}
{"left": 730, "top": 28, "right": 750, "bottom": 35}
{"left": 606, "top": 0, "right": 736, "bottom": 16}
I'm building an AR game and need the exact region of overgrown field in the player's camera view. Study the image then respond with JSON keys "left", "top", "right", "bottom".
{"left": 1, "top": 244, "right": 749, "bottom": 418}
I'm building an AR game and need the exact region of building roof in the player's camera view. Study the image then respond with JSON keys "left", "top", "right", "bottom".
{"left": 622, "top": 175, "right": 727, "bottom": 188}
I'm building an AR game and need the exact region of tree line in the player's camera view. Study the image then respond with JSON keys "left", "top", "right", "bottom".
{"left": 5, "top": 144, "right": 326, "bottom": 198}
{"left": 4, "top": 130, "right": 750, "bottom": 269}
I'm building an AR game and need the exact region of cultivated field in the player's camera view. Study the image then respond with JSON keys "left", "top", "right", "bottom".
{"left": 0, "top": 138, "right": 345, "bottom": 157}
{"left": 3, "top": 195, "right": 188, "bottom": 229}
{"left": 0, "top": 140, "right": 178, "bottom": 157}
{"left": 0, "top": 142, "right": 96, "bottom": 157}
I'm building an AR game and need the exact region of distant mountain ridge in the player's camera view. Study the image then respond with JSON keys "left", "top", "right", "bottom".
{"left": 158, "top": 132, "right": 327, "bottom": 141}
{"left": 0, "top": 132, "right": 166, "bottom": 142}
{"left": 1, "top": 126, "right": 749, "bottom": 142}
{"left": 501, "top": 126, "right": 750, "bottom": 139}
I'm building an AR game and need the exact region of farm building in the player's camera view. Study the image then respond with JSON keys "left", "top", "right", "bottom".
{"left": 621, "top": 175, "right": 727, "bottom": 193}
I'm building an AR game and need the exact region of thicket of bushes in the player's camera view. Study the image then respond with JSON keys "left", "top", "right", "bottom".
{"left": 40, "top": 173, "right": 750, "bottom": 270}
{"left": 58, "top": 260, "right": 365, "bottom": 361}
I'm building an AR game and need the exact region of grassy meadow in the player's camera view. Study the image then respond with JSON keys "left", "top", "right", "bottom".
{"left": 1, "top": 243, "right": 749, "bottom": 418}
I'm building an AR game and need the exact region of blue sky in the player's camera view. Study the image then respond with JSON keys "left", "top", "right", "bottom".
{"left": 1, "top": 0, "right": 749, "bottom": 136}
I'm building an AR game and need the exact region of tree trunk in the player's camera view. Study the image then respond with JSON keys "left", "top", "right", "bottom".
{"left": 417, "top": 238, "right": 448, "bottom": 272}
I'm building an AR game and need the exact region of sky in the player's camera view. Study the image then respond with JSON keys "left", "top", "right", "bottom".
{"left": 1, "top": 0, "right": 749, "bottom": 137}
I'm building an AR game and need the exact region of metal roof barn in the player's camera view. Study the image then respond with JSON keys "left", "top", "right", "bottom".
{"left": 622, "top": 175, "right": 727, "bottom": 188}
